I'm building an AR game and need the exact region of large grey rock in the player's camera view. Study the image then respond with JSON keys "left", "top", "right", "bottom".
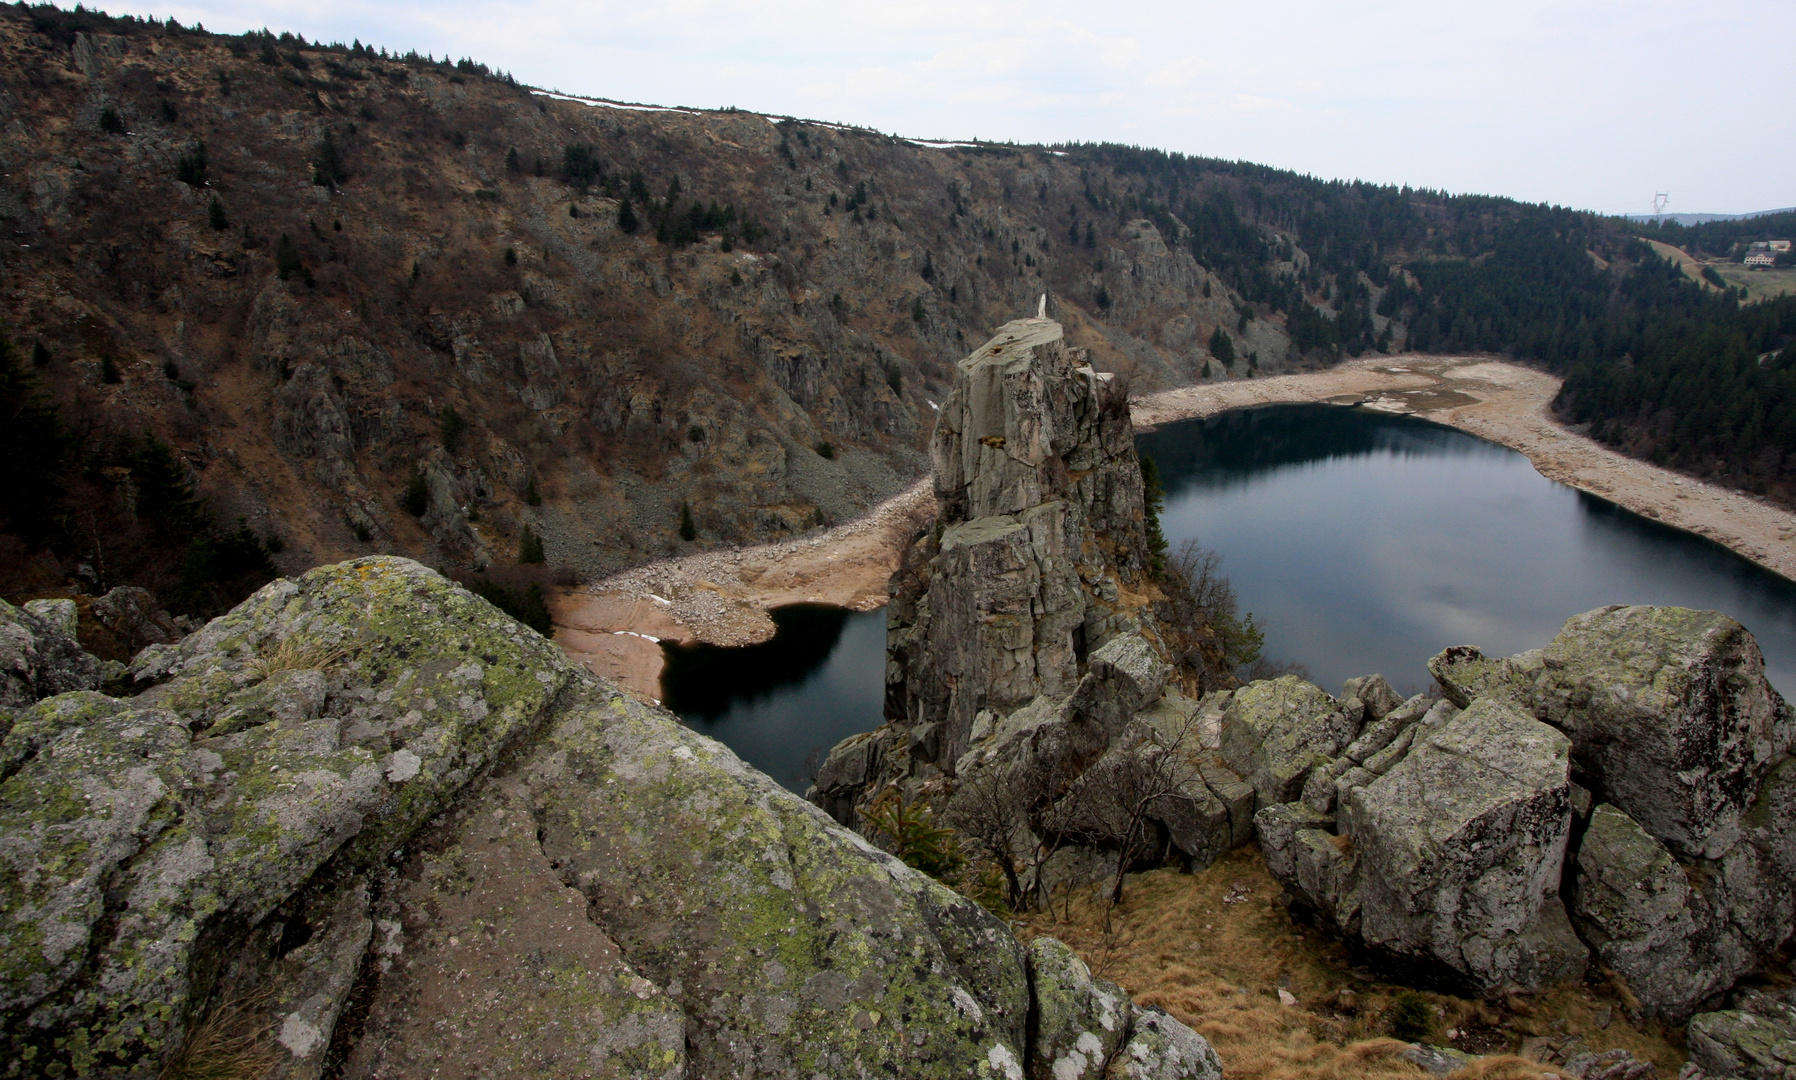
{"left": 22, "top": 599, "right": 77, "bottom": 641}
{"left": 0, "top": 598, "right": 101, "bottom": 710}
{"left": 90, "top": 585, "right": 184, "bottom": 651}
{"left": 1431, "top": 606, "right": 1792, "bottom": 861}
{"left": 1433, "top": 606, "right": 1796, "bottom": 1018}
{"left": 879, "top": 319, "right": 1162, "bottom": 778}
{"left": 1688, "top": 994, "right": 1796, "bottom": 1080}
{"left": 1220, "top": 676, "right": 1357, "bottom": 810}
{"left": 1344, "top": 697, "right": 1586, "bottom": 990}
{"left": 1108, "top": 1004, "right": 1225, "bottom": 1080}
{"left": 1572, "top": 791, "right": 1796, "bottom": 1022}
{"left": 1026, "top": 937, "right": 1130, "bottom": 1080}
{"left": 0, "top": 558, "right": 1216, "bottom": 1079}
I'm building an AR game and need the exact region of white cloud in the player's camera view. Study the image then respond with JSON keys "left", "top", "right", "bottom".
{"left": 89, "top": 0, "right": 1796, "bottom": 213}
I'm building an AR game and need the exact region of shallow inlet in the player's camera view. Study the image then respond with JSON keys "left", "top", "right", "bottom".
{"left": 660, "top": 403, "right": 1796, "bottom": 784}
{"left": 659, "top": 603, "right": 886, "bottom": 791}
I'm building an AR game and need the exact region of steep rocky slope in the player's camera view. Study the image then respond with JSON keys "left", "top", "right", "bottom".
{"left": 0, "top": 559, "right": 1223, "bottom": 1079}
{"left": 0, "top": 6, "right": 1330, "bottom": 603}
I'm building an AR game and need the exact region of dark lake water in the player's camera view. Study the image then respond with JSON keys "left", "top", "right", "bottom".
{"left": 661, "top": 403, "right": 1796, "bottom": 786}
{"left": 1138, "top": 404, "right": 1796, "bottom": 698}
{"left": 660, "top": 604, "right": 886, "bottom": 791}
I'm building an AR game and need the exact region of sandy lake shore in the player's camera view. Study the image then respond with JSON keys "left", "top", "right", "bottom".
{"left": 554, "top": 354, "right": 1796, "bottom": 701}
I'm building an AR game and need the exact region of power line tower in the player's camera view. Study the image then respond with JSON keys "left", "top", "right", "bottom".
{"left": 1652, "top": 193, "right": 1671, "bottom": 222}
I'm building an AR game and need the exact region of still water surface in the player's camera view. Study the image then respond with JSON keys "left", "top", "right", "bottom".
{"left": 1138, "top": 404, "right": 1796, "bottom": 698}
{"left": 661, "top": 403, "right": 1796, "bottom": 788}
{"left": 659, "top": 604, "right": 886, "bottom": 791}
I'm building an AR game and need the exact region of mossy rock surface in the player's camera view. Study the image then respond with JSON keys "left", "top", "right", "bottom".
{"left": 0, "top": 557, "right": 1219, "bottom": 1079}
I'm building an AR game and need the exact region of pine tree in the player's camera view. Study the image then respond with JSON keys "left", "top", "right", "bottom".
{"left": 617, "top": 198, "right": 639, "bottom": 234}
{"left": 175, "top": 141, "right": 208, "bottom": 187}
{"left": 1209, "top": 326, "right": 1236, "bottom": 367}
{"left": 678, "top": 501, "right": 697, "bottom": 541}
{"left": 208, "top": 197, "right": 229, "bottom": 231}
{"left": 0, "top": 334, "right": 69, "bottom": 539}
{"left": 312, "top": 130, "right": 347, "bottom": 187}
{"left": 275, "top": 234, "right": 303, "bottom": 281}
{"left": 401, "top": 467, "right": 429, "bottom": 516}
{"left": 518, "top": 525, "right": 545, "bottom": 564}
{"left": 438, "top": 406, "right": 466, "bottom": 453}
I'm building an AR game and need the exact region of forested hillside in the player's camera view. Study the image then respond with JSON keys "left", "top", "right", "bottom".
{"left": 1632, "top": 210, "right": 1796, "bottom": 261}
{"left": 1, "top": 2, "right": 1789, "bottom": 622}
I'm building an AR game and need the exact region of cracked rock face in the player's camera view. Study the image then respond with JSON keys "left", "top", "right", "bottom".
{"left": 1254, "top": 605, "right": 1795, "bottom": 1018}
{"left": 0, "top": 597, "right": 101, "bottom": 710}
{"left": 886, "top": 317, "right": 1156, "bottom": 777}
{"left": 0, "top": 557, "right": 1215, "bottom": 1079}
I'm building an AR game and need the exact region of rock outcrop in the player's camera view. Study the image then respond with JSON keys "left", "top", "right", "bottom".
{"left": 0, "top": 597, "right": 100, "bottom": 709}
{"left": 0, "top": 556, "right": 1219, "bottom": 1079}
{"left": 1250, "top": 605, "right": 1794, "bottom": 1018}
{"left": 811, "top": 318, "right": 1254, "bottom": 892}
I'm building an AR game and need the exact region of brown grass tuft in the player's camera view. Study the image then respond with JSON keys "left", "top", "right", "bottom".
{"left": 246, "top": 636, "right": 348, "bottom": 680}
{"left": 1013, "top": 847, "right": 1689, "bottom": 1080}
{"left": 157, "top": 989, "right": 278, "bottom": 1080}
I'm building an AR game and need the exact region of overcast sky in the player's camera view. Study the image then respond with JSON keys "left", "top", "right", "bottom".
{"left": 93, "top": 0, "right": 1792, "bottom": 216}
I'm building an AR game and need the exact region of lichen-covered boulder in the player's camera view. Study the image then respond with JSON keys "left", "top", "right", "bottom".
{"left": 1572, "top": 786, "right": 1796, "bottom": 1022}
{"left": 1432, "top": 606, "right": 1796, "bottom": 1017}
{"left": 1027, "top": 937, "right": 1130, "bottom": 1080}
{"left": 22, "top": 599, "right": 77, "bottom": 641}
{"left": 1342, "top": 697, "right": 1587, "bottom": 990}
{"left": 0, "top": 597, "right": 100, "bottom": 710}
{"left": 1431, "top": 606, "right": 1792, "bottom": 861}
{"left": 2, "top": 558, "right": 574, "bottom": 1076}
{"left": 1107, "top": 1004, "right": 1225, "bottom": 1080}
{"left": 2, "top": 557, "right": 1220, "bottom": 1080}
{"left": 89, "top": 585, "right": 184, "bottom": 651}
{"left": 1220, "top": 676, "right": 1358, "bottom": 810}
{"left": 1688, "top": 990, "right": 1796, "bottom": 1080}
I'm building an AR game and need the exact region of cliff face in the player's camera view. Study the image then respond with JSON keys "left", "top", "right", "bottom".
{"left": 811, "top": 318, "right": 1252, "bottom": 893}
{"left": 0, "top": 8, "right": 1322, "bottom": 604}
{"left": 0, "top": 559, "right": 1223, "bottom": 1080}
{"left": 889, "top": 316, "right": 1157, "bottom": 773}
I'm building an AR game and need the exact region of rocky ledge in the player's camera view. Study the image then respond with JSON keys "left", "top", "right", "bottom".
{"left": 0, "top": 559, "right": 1220, "bottom": 1079}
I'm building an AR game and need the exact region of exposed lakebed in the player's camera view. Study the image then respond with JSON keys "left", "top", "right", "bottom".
{"left": 660, "top": 403, "right": 1795, "bottom": 787}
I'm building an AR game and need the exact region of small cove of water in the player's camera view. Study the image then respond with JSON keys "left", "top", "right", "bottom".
{"left": 659, "top": 604, "right": 886, "bottom": 791}
{"left": 659, "top": 403, "right": 1796, "bottom": 786}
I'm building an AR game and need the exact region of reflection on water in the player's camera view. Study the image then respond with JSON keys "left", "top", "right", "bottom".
{"left": 659, "top": 604, "right": 887, "bottom": 791}
{"left": 1138, "top": 404, "right": 1796, "bottom": 698}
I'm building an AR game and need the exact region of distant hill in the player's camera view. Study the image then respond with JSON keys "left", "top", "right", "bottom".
{"left": 1626, "top": 208, "right": 1796, "bottom": 226}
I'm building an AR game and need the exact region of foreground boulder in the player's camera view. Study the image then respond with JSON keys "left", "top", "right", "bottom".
{"left": 0, "top": 557, "right": 1219, "bottom": 1079}
{"left": 1254, "top": 605, "right": 1793, "bottom": 1018}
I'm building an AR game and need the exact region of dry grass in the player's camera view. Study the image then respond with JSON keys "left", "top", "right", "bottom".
{"left": 1013, "top": 847, "right": 1688, "bottom": 1080}
{"left": 245, "top": 636, "right": 349, "bottom": 681}
{"left": 157, "top": 989, "right": 278, "bottom": 1080}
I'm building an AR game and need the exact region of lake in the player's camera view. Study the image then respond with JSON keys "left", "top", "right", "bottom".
{"left": 661, "top": 403, "right": 1796, "bottom": 787}
{"left": 1138, "top": 403, "right": 1796, "bottom": 698}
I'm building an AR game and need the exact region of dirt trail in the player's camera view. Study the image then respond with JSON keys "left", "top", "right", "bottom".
{"left": 556, "top": 355, "right": 1796, "bottom": 701}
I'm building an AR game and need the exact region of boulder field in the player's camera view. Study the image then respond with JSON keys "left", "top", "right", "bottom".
{"left": 0, "top": 560, "right": 1220, "bottom": 1079}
